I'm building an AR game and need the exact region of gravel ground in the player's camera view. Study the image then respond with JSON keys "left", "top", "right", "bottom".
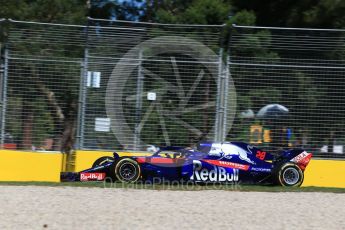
{"left": 0, "top": 186, "right": 344, "bottom": 230}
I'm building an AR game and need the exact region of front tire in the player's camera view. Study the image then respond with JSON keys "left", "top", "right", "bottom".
{"left": 92, "top": 156, "right": 114, "bottom": 168}
{"left": 274, "top": 162, "right": 304, "bottom": 187}
{"left": 114, "top": 158, "right": 141, "bottom": 183}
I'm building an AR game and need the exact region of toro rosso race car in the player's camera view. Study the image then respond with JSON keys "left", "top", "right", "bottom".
{"left": 61, "top": 141, "right": 312, "bottom": 187}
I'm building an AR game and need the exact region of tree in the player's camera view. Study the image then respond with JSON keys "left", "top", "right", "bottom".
{"left": 232, "top": 0, "right": 345, "bottom": 28}
{"left": 89, "top": 0, "right": 143, "bottom": 20}
{"left": 0, "top": 0, "right": 87, "bottom": 23}
{"left": 0, "top": 0, "right": 87, "bottom": 152}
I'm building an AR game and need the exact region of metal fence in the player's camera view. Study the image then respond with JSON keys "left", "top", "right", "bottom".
{"left": 1, "top": 19, "right": 85, "bottom": 152}
{"left": 0, "top": 18, "right": 345, "bottom": 157}
{"left": 229, "top": 25, "right": 345, "bottom": 157}
{"left": 82, "top": 18, "right": 228, "bottom": 150}
{"left": 0, "top": 18, "right": 229, "bottom": 152}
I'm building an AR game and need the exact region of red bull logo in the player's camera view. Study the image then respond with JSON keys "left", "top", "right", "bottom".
{"left": 80, "top": 173, "right": 106, "bottom": 181}
{"left": 191, "top": 160, "right": 239, "bottom": 182}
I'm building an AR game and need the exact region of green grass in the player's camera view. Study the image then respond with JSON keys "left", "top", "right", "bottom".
{"left": 0, "top": 181, "right": 345, "bottom": 193}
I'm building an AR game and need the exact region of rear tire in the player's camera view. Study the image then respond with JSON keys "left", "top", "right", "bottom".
{"left": 114, "top": 158, "right": 141, "bottom": 183}
{"left": 274, "top": 162, "right": 304, "bottom": 187}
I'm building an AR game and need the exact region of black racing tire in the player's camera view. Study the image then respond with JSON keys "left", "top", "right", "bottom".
{"left": 114, "top": 158, "right": 141, "bottom": 183}
{"left": 92, "top": 156, "right": 115, "bottom": 168}
{"left": 274, "top": 162, "right": 304, "bottom": 187}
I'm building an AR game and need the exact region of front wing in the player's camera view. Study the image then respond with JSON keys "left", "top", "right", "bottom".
{"left": 61, "top": 172, "right": 107, "bottom": 182}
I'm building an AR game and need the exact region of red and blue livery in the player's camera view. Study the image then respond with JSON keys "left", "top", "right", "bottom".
{"left": 61, "top": 141, "right": 312, "bottom": 187}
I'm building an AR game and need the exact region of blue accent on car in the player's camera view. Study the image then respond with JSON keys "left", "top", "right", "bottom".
{"left": 61, "top": 141, "right": 309, "bottom": 185}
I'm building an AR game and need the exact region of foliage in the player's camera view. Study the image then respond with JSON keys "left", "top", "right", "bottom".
{"left": 1, "top": 0, "right": 345, "bottom": 151}
{"left": 0, "top": 0, "right": 87, "bottom": 23}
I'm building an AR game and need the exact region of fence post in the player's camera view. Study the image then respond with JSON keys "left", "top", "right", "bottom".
{"left": 76, "top": 22, "right": 89, "bottom": 150}
{"left": 76, "top": 48, "right": 88, "bottom": 150}
{"left": 222, "top": 54, "right": 230, "bottom": 140}
{"left": 215, "top": 47, "right": 226, "bottom": 142}
{"left": 0, "top": 46, "right": 8, "bottom": 147}
{"left": 134, "top": 48, "right": 144, "bottom": 150}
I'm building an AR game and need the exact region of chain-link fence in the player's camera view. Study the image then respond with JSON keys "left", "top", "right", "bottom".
{"left": 1, "top": 19, "right": 85, "bottom": 152}
{"left": 0, "top": 19, "right": 345, "bottom": 157}
{"left": 0, "top": 18, "right": 230, "bottom": 152}
{"left": 82, "top": 18, "right": 228, "bottom": 150}
{"left": 229, "top": 24, "right": 345, "bottom": 157}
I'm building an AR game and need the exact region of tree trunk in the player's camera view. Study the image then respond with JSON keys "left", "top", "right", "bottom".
{"left": 30, "top": 68, "right": 65, "bottom": 151}
{"left": 21, "top": 99, "right": 33, "bottom": 149}
{"left": 60, "top": 98, "right": 77, "bottom": 153}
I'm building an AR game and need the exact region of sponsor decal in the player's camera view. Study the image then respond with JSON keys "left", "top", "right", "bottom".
{"left": 191, "top": 160, "right": 239, "bottom": 182}
{"left": 250, "top": 167, "right": 271, "bottom": 172}
{"left": 256, "top": 150, "right": 267, "bottom": 160}
{"left": 291, "top": 151, "right": 312, "bottom": 170}
{"left": 247, "top": 145, "right": 254, "bottom": 154}
{"left": 205, "top": 143, "right": 256, "bottom": 164}
{"left": 208, "top": 143, "right": 223, "bottom": 156}
{"left": 217, "top": 143, "right": 256, "bottom": 164}
{"left": 291, "top": 151, "right": 311, "bottom": 163}
{"left": 203, "top": 159, "right": 249, "bottom": 171}
{"left": 80, "top": 173, "right": 106, "bottom": 181}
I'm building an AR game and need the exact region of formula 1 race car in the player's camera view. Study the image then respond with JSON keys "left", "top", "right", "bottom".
{"left": 61, "top": 141, "right": 312, "bottom": 187}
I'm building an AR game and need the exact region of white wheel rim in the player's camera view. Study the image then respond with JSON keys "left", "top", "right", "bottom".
{"left": 283, "top": 168, "right": 300, "bottom": 185}
{"left": 119, "top": 162, "right": 137, "bottom": 181}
